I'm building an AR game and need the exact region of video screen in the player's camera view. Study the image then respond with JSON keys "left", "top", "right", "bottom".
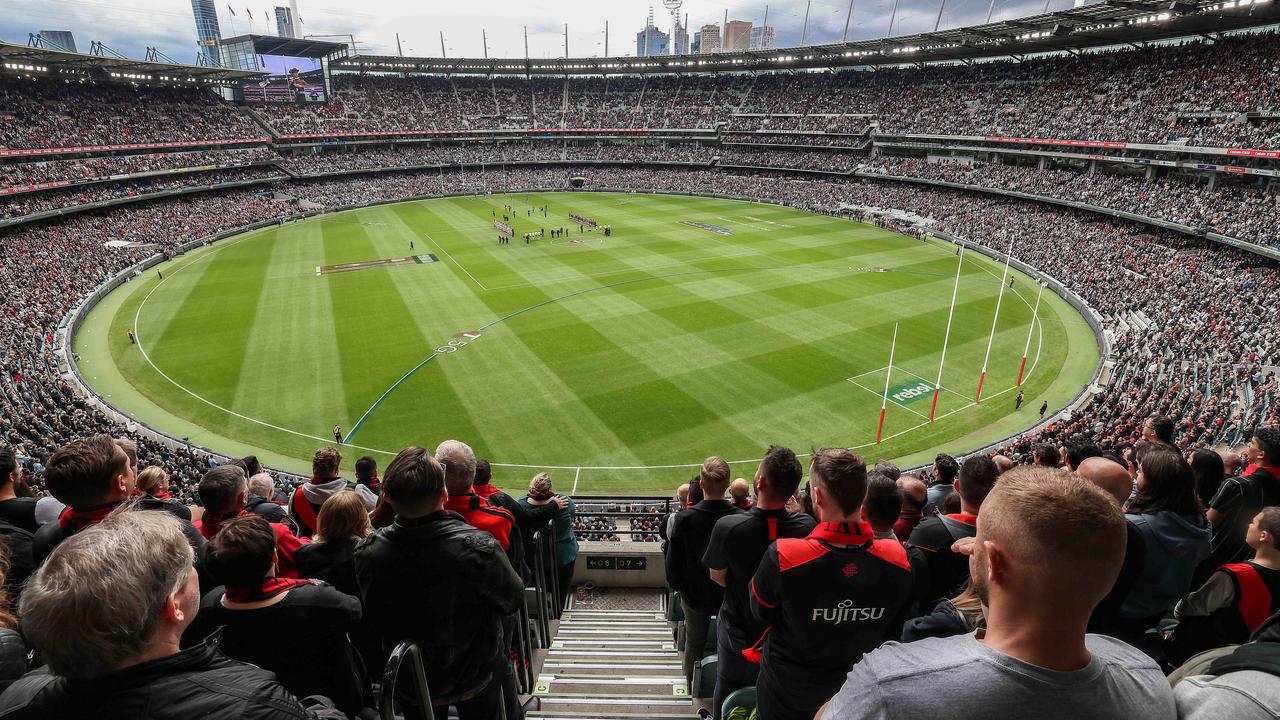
{"left": 243, "top": 54, "right": 326, "bottom": 102}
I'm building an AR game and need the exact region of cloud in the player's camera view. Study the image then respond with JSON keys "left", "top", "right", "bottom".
{"left": 0, "top": 0, "right": 1087, "bottom": 62}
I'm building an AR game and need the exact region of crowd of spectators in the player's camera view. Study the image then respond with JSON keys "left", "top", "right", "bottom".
{"left": 0, "top": 147, "right": 279, "bottom": 191}
{"left": 719, "top": 147, "right": 856, "bottom": 172}
{"left": 721, "top": 132, "right": 870, "bottom": 148}
{"left": 0, "top": 76, "right": 263, "bottom": 150}
{"left": 280, "top": 142, "right": 715, "bottom": 175}
{"left": 0, "top": 166, "right": 286, "bottom": 220}
{"left": 244, "top": 33, "right": 1279, "bottom": 149}
{"left": 661, "top": 431, "right": 1280, "bottom": 720}
{"left": 862, "top": 157, "right": 1280, "bottom": 249}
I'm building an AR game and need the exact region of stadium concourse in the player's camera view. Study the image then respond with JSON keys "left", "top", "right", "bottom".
{"left": 0, "top": 16, "right": 1278, "bottom": 720}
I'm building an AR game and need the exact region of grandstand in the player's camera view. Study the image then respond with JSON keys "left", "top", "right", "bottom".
{"left": 0, "top": 0, "right": 1277, "bottom": 717}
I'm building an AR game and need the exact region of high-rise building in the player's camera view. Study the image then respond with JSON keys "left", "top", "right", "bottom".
{"left": 637, "top": 8, "right": 670, "bottom": 56}
{"left": 749, "top": 25, "right": 775, "bottom": 50}
{"left": 672, "top": 17, "right": 689, "bottom": 55}
{"left": 190, "top": 0, "right": 222, "bottom": 66}
{"left": 698, "top": 24, "right": 721, "bottom": 53}
{"left": 636, "top": 9, "right": 670, "bottom": 56}
{"left": 37, "top": 30, "right": 77, "bottom": 53}
{"left": 691, "top": 31, "right": 701, "bottom": 53}
{"left": 274, "top": 6, "right": 296, "bottom": 38}
{"left": 725, "top": 20, "right": 752, "bottom": 50}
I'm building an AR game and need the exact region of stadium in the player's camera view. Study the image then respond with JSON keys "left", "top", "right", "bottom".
{"left": 0, "top": 0, "right": 1277, "bottom": 717}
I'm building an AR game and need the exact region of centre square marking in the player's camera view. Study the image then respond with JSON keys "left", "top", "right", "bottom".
{"left": 679, "top": 221, "right": 734, "bottom": 236}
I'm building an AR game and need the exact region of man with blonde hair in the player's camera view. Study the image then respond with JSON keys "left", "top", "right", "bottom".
{"left": 666, "top": 456, "right": 741, "bottom": 687}
{"left": 1, "top": 511, "right": 346, "bottom": 718}
{"left": 821, "top": 466, "right": 1174, "bottom": 719}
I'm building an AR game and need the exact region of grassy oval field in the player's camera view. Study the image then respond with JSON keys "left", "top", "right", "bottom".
{"left": 75, "top": 192, "right": 1099, "bottom": 494}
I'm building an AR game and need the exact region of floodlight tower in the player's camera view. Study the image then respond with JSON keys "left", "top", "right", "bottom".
{"left": 663, "top": 0, "right": 683, "bottom": 54}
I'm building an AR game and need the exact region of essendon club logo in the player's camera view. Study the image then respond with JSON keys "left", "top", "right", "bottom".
{"left": 811, "top": 600, "right": 885, "bottom": 625}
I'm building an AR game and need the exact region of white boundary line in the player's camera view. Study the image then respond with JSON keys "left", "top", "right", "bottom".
{"left": 124, "top": 195, "right": 1051, "bottom": 472}
{"left": 846, "top": 367, "right": 932, "bottom": 421}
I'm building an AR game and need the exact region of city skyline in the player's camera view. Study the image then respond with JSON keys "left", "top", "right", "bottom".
{"left": 4, "top": 0, "right": 1097, "bottom": 65}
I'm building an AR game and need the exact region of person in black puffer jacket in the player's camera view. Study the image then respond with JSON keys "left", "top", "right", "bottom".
{"left": 0, "top": 510, "right": 345, "bottom": 720}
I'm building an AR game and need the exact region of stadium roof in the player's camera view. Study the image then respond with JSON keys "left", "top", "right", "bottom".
{"left": 336, "top": 0, "right": 1280, "bottom": 75}
{"left": 218, "top": 35, "right": 350, "bottom": 59}
{"left": 0, "top": 41, "right": 264, "bottom": 84}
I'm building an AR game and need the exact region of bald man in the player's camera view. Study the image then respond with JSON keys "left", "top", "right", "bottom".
{"left": 1217, "top": 449, "right": 1242, "bottom": 479}
{"left": 1077, "top": 457, "right": 1148, "bottom": 638}
{"left": 1077, "top": 456, "right": 1135, "bottom": 506}
{"left": 729, "top": 478, "right": 752, "bottom": 510}
{"left": 822, "top": 466, "right": 1174, "bottom": 719}
{"left": 893, "top": 476, "right": 928, "bottom": 540}
{"left": 992, "top": 454, "right": 1016, "bottom": 474}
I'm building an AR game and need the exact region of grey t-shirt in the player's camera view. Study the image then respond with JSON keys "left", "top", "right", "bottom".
{"left": 822, "top": 631, "right": 1176, "bottom": 720}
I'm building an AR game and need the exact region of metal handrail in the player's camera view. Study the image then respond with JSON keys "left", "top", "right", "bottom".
{"left": 530, "top": 527, "right": 552, "bottom": 640}
{"left": 543, "top": 520, "right": 563, "bottom": 619}
{"left": 380, "top": 641, "right": 434, "bottom": 720}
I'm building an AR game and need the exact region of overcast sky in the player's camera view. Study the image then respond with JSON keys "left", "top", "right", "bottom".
{"left": 2, "top": 0, "right": 1080, "bottom": 64}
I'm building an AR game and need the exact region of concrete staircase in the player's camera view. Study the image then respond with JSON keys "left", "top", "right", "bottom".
{"left": 527, "top": 588, "right": 698, "bottom": 720}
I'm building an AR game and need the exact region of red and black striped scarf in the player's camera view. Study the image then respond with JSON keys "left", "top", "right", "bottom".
{"left": 57, "top": 501, "right": 123, "bottom": 535}
{"left": 224, "top": 577, "right": 314, "bottom": 603}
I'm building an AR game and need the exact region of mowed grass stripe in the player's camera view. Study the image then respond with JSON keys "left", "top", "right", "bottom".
{"left": 93, "top": 192, "right": 1094, "bottom": 484}
{"left": 356, "top": 205, "right": 652, "bottom": 467}
{"left": 144, "top": 230, "right": 276, "bottom": 432}
{"left": 230, "top": 220, "right": 348, "bottom": 439}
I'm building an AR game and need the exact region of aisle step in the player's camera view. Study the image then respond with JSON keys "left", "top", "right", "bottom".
{"left": 535, "top": 588, "right": 698, "bottom": 719}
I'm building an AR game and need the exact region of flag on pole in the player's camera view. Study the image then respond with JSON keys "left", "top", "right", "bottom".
{"left": 227, "top": 4, "right": 236, "bottom": 15}
{"left": 246, "top": 7, "right": 253, "bottom": 19}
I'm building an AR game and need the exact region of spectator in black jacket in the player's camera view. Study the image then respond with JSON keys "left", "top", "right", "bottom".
{"left": 474, "top": 459, "right": 564, "bottom": 577}
{"left": 908, "top": 454, "right": 999, "bottom": 609}
{"left": 1076, "top": 456, "right": 1148, "bottom": 639}
{"left": 703, "top": 446, "right": 816, "bottom": 719}
{"left": 296, "top": 490, "right": 370, "bottom": 598}
{"left": 1206, "top": 428, "right": 1280, "bottom": 570}
{"left": 0, "top": 447, "right": 37, "bottom": 533}
{"left": 0, "top": 546, "right": 27, "bottom": 695}
{"left": 354, "top": 447, "right": 524, "bottom": 720}
{"left": 665, "top": 456, "right": 740, "bottom": 688}
{"left": 0, "top": 510, "right": 345, "bottom": 719}
{"left": 136, "top": 467, "right": 192, "bottom": 522}
{"left": 295, "top": 490, "right": 378, "bottom": 676}
{"left": 186, "top": 514, "right": 366, "bottom": 717}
